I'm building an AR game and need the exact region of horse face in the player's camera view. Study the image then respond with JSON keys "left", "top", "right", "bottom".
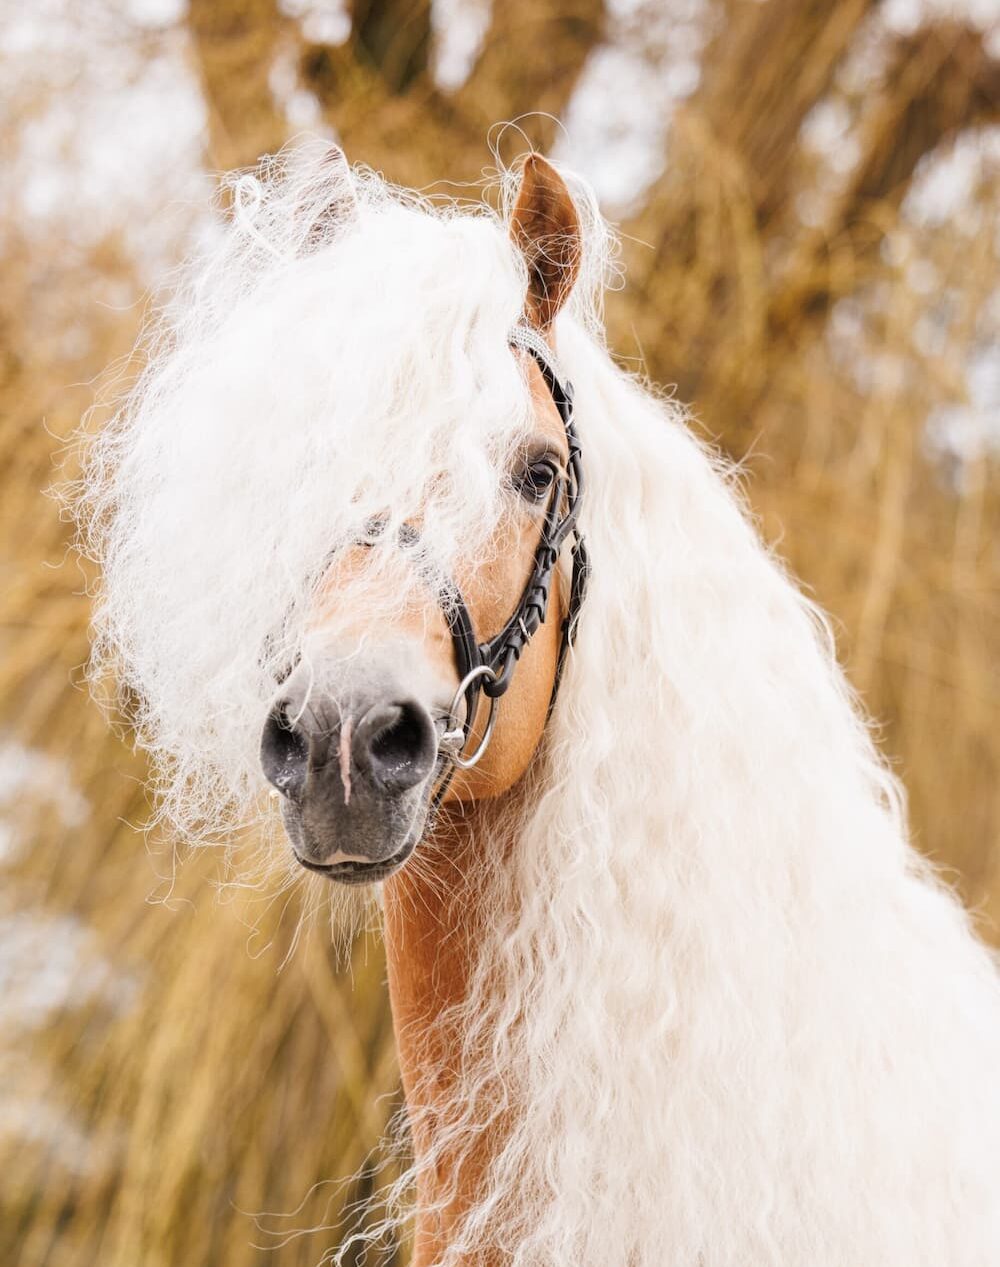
{"left": 260, "top": 359, "right": 572, "bottom": 883}
{"left": 260, "top": 154, "right": 582, "bottom": 882}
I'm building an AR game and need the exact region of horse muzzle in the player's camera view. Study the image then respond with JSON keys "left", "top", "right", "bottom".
{"left": 261, "top": 657, "right": 440, "bottom": 883}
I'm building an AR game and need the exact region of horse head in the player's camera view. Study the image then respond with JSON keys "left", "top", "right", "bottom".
{"left": 257, "top": 153, "right": 587, "bottom": 882}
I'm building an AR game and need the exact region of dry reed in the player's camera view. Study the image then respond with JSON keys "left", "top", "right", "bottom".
{"left": 1, "top": 2, "right": 996, "bottom": 1263}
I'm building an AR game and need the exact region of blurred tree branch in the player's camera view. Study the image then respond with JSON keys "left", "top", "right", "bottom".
{"left": 296, "top": 0, "right": 437, "bottom": 157}
{"left": 185, "top": 2, "right": 996, "bottom": 440}
{"left": 847, "top": 21, "right": 1000, "bottom": 214}
{"left": 188, "top": 0, "right": 604, "bottom": 185}
{"left": 773, "top": 22, "right": 1000, "bottom": 330}
{"left": 350, "top": 0, "right": 432, "bottom": 93}
{"left": 187, "top": 0, "right": 288, "bottom": 170}
{"left": 616, "top": 0, "right": 880, "bottom": 406}
{"left": 697, "top": 0, "right": 879, "bottom": 229}
{"left": 453, "top": 0, "right": 605, "bottom": 151}
{"left": 618, "top": 12, "right": 998, "bottom": 418}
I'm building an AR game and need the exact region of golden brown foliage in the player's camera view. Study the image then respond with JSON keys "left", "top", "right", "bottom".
{"left": 1, "top": 2, "right": 997, "bottom": 1263}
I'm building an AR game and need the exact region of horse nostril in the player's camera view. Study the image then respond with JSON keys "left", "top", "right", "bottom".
{"left": 260, "top": 703, "right": 309, "bottom": 797}
{"left": 355, "top": 700, "right": 436, "bottom": 793}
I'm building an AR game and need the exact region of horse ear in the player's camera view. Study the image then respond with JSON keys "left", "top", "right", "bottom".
{"left": 510, "top": 154, "right": 582, "bottom": 332}
{"left": 301, "top": 143, "right": 359, "bottom": 253}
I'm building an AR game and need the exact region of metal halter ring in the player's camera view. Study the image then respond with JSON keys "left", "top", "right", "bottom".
{"left": 439, "top": 664, "right": 500, "bottom": 769}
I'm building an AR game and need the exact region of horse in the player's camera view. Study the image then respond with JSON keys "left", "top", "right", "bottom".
{"left": 76, "top": 140, "right": 1000, "bottom": 1266}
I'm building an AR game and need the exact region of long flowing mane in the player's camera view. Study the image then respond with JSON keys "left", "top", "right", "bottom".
{"left": 75, "top": 144, "right": 1000, "bottom": 1265}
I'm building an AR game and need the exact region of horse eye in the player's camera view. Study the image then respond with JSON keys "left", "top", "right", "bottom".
{"left": 512, "top": 459, "right": 557, "bottom": 504}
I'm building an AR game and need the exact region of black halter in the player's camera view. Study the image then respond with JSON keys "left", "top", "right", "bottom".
{"left": 357, "top": 324, "right": 588, "bottom": 783}
{"left": 436, "top": 325, "right": 589, "bottom": 771}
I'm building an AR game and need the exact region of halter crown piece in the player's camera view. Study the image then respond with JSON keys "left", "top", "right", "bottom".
{"left": 435, "top": 324, "right": 590, "bottom": 774}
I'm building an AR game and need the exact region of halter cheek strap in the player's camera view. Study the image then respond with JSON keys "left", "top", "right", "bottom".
{"left": 436, "top": 325, "right": 590, "bottom": 773}
{"left": 353, "top": 325, "right": 589, "bottom": 787}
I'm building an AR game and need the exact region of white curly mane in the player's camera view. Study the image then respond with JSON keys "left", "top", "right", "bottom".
{"left": 76, "top": 142, "right": 1000, "bottom": 1266}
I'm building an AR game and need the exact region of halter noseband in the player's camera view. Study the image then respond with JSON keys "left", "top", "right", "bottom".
{"left": 434, "top": 324, "right": 589, "bottom": 775}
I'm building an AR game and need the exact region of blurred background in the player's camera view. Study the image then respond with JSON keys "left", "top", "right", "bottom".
{"left": 2, "top": 1, "right": 998, "bottom": 1263}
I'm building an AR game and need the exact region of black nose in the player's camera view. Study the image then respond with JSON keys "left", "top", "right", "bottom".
{"left": 260, "top": 697, "right": 436, "bottom": 798}
{"left": 352, "top": 701, "right": 437, "bottom": 792}
{"left": 260, "top": 701, "right": 310, "bottom": 797}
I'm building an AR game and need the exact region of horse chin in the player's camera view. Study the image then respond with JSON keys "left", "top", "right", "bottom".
{"left": 293, "top": 833, "right": 419, "bottom": 885}
{"left": 278, "top": 791, "right": 429, "bottom": 886}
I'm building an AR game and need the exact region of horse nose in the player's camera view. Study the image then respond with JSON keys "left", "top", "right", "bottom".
{"left": 352, "top": 701, "right": 437, "bottom": 793}
{"left": 259, "top": 697, "right": 437, "bottom": 798}
{"left": 260, "top": 702, "right": 310, "bottom": 797}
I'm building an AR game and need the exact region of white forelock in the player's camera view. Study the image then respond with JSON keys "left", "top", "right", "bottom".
{"left": 74, "top": 144, "right": 609, "bottom": 841}
{"left": 74, "top": 142, "right": 1000, "bottom": 1265}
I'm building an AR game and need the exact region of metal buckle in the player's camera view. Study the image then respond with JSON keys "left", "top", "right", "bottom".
{"left": 438, "top": 664, "right": 500, "bottom": 769}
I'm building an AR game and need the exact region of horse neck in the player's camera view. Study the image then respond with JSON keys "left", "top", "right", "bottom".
{"left": 382, "top": 786, "right": 522, "bottom": 1266}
